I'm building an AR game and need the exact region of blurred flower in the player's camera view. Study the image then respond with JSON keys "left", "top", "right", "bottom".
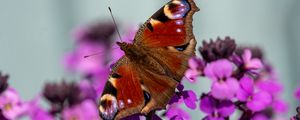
{"left": 241, "top": 49, "right": 263, "bottom": 70}
{"left": 232, "top": 49, "right": 263, "bottom": 78}
{"left": 271, "top": 99, "right": 288, "bottom": 113}
{"left": 295, "top": 86, "right": 300, "bottom": 100}
{"left": 43, "top": 81, "right": 83, "bottom": 114}
{"left": 62, "top": 100, "right": 100, "bottom": 120}
{"left": 185, "top": 57, "right": 205, "bottom": 82}
{"left": 252, "top": 113, "right": 268, "bottom": 120}
{"left": 72, "top": 21, "right": 115, "bottom": 46}
{"left": 235, "top": 47, "right": 264, "bottom": 60}
{"left": 0, "top": 88, "right": 27, "bottom": 119}
{"left": 26, "top": 96, "right": 54, "bottom": 120}
{"left": 166, "top": 104, "right": 190, "bottom": 120}
{"left": 63, "top": 42, "right": 109, "bottom": 76}
{"left": 78, "top": 80, "right": 97, "bottom": 100}
{"left": 204, "top": 59, "right": 239, "bottom": 100}
{"left": 89, "top": 70, "right": 110, "bottom": 95}
{"left": 0, "top": 72, "right": 9, "bottom": 94}
{"left": 199, "top": 37, "right": 236, "bottom": 62}
{"left": 236, "top": 76, "right": 272, "bottom": 112}
{"left": 256, "top": 79, "right": 283, "bottom": 96}
{"left": 200, "top": 94, "right": 235, "bottom": 120}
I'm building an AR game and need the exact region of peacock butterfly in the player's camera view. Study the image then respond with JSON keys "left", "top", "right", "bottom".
{"left": 98, "top": 0, "right": 199, "bottom": 119}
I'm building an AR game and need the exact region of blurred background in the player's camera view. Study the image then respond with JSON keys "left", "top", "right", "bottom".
{"left": 0, "top": 0, "right": 299, "bottom": 118}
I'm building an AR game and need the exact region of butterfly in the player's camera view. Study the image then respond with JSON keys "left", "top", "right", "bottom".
{"left": 98, "top": 0, "right": 199, "bottom": 119}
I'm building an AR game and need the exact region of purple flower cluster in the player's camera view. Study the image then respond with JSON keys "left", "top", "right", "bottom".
{"left": 175, "top": 37, "right": 288, "bottom": 120}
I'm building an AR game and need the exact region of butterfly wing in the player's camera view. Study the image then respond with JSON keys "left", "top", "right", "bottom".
{"left": 134, "top": 0, "right": 199, "bottom": 48}
{"left": 133, "top": 0, "right": 199, "bottom": 114}
{"left": 99, "top": 57, "right": 145, "bottom": 120}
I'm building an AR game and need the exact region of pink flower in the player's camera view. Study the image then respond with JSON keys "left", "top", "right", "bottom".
{"left": 185, "top": 57, "right": 205, "bottom": 82}
{"left": 62, "top": 100, "right": 100, "bottom": 120}
{"left": 204, "top": 59, "right": 239, "bottom": 100}
{"left": 200, "top": 94, "right": 235, "bottom": 120}
{"left": 295, "top": 86, "right": 300, "bottom": 100}
{"left": 237, "top": 76, "right": 272, "bottom": 112}
{"left": 166, "top": 104, "right": 191, "bottom": 120}
{"left": 242, "top": 49, "right": 263, "bottom": 70}
{"left": 0, "top": 88, "right": 27, "bottom": 119}
{"left": 26, "top": 96, "right": 54, "bottom": 120}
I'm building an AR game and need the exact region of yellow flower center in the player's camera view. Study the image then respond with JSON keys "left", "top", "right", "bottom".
{"left": 4, "top": 103, "right": 12, "bottom": 111}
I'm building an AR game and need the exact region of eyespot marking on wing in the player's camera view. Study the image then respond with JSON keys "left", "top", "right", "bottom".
{"left": 164, "top": 0, "right": 190, "bottom": 19}
{"left": 99, "top": 94, "right": 118, "bottom": 120}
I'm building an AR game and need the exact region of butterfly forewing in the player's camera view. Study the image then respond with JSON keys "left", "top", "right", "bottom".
{"left": 134, "top": 0, "right": 199, "bottom": 48}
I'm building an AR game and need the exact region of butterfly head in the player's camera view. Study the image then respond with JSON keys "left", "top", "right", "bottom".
{"left": 116, "top": 42, "right": 145, "bottom": 59}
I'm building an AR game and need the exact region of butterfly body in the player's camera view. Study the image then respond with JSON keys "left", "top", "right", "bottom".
{"left": 99, "top": 0, "right": 199, "bottom": 120}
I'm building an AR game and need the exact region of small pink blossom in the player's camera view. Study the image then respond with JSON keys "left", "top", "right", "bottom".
{"left": 204, "top": 59, "right": 240, "bottom": 100}
{"left": 185, "top": 57, "right": 205, "bottom": 82}
{"left": 237, "top": 76, "right": 272, "bottom": 112}
{"left": 62, "top": 100, "right": 100, "bottom": 120}
{"left": 242, "top": 49, "right": 263, "bottom": 70}
{"left": 0, "top": 88, "right": 27, "bottom": 119}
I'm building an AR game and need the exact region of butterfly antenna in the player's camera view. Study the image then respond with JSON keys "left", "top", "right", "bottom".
{"left": 83, "top": 46, "right": 120, "bottom": 58}
{"left": 108, "top": 7, "right": 123, "bottom": 42}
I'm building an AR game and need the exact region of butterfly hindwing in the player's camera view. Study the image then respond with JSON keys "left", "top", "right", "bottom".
{"left": 99, "top": 57, "right": 145, "bottom": 120}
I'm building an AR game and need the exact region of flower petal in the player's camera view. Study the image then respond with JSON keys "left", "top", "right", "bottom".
{"left": 246, "top": 58, "right": 263, "bottom": 70}
{"left": 257, "top": 80, "right": 283, "bottom": 95}
{"left": 183, "top": 90, "right": 197, "bottom": 110}
{"left": 242, "top": 49, "right": 252, "bottom": 63}
{"left": 204, "top": 59, "right": 233, "bottom": 81}
{"left": 247, "top": 91, "right": 272, "bottom": 112}
{"left": 236, "top": 88, "right": 250, "bottom": 102}
{"left": 188, "top": 57, "right": 201, "bottom": 70}
{"left": 200, "top": 95, "right": 216, "bottom": 114}
{"left": 185, "top": 69, "right": 200, "bottom": 82}
{"left": 217, "top": 100, "right": 235, "bottom": 117}
{"left": 211, "top": 78, "right": 239, "bottom": 100}
{"left": 252, "top": 114, "right": 268, "bottom": 120}
{"left": 239, "top": 76, "right": 254, "bottom": 94}
{"left": 272, "top": 99, "right": 288, "bottom": 113}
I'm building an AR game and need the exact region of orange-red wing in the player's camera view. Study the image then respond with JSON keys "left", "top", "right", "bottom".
{"left": 99, "top": 57, "right": 144, "bottom": 120}
{"left": 134, "top": 0, "right": 199, "bottom": 47}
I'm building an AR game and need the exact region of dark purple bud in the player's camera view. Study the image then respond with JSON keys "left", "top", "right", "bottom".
{"left": 0, "top": 72, "right": 9, "bottom": 94}
{"left": 43, "top": 80, "right": 83, "bottom": 113}
{"left": 199, "top": 36, "right": 236, "bottom": 62}
{"left": 176, "top": 83, "right": 184, "bottom": 92}
{"left": 79, "top": 21, "right": 115, "bottom": 45}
